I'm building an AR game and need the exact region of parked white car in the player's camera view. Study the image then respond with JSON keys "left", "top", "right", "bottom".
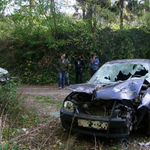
{"left": 0, "top": 67, "right": 9, "bottom": 85}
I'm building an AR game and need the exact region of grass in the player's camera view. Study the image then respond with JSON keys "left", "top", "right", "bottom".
{"left": 0, "top": 84, "right": 57, "bottom": 150}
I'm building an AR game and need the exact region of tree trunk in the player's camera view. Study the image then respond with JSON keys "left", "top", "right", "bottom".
{"left": 93, "top": 0, "right": 97, "bottom": 32}
{"left": 29, "top": 0, "right": 33, "bottom": 24}
{"left": 87, "top": 2, "right": 93, "bottom": 30}
{"left": 82, "top": 8, "right": 86, "bottom": 19}
{"left": 120, "top": 0, "right": 124, "bottom": 29}
{"left": 51, "top": 0, "right": 57, "bottom": 38}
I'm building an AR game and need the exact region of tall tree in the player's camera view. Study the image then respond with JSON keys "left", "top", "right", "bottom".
{"left": 50, "top": 0, "right": 57, "bottom": 38}
{"left": 120, "top": 0, "right": 124, "bottom": 29}
{"left": 76, "top": 0, "right": 111, "bottom": 31}
{"left": 29, "top": 0, "right": 33, "bottom": 24}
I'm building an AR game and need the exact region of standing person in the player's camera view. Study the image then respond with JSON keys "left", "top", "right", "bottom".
{"left": 57, "top": 54, "right": 69, "bottom": 89}
{"left": 75, "top": 54, "right": 85, "bottom": 84}
{"left": 90, "top": 53, "right": 99, "bottom": 77}
{"left": 65, "top": 55, "right": 71, "bottom": 86}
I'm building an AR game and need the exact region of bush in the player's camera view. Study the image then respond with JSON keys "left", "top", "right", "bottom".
{"left": 0, "top": 79, "right": 22, "bottom": 115}
{"left": 1, "top": 26, "right": 150, "bottom": 85}
{"left": 0, "top": 79, "right": 41, "bottom": 149}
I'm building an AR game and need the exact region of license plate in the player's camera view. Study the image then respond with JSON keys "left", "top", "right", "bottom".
{"left": 78, "top": 119, "right": 108, "bottom": 130}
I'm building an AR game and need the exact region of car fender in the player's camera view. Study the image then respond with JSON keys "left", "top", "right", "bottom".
{"left": 138, "top": 88, "right": 150, "bottom": 110}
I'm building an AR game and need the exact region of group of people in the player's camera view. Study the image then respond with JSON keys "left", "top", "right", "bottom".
{"left": 57, "top": 53, "right": 99, "bottom": 89}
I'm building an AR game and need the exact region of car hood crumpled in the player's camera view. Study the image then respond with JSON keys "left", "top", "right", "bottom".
{"left": 65, "top": 83, "right": 104, "bottom": 94}
{"left": 66, "top": 79, "right": 145, "bottom": 100}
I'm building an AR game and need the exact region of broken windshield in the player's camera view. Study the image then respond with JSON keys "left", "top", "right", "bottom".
{"left": 89, "top": 62, "right": 150, "bottom": 84}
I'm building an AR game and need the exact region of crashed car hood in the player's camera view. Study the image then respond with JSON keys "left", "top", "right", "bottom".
{"left": 66, "top": 83, "right": 104, "bottom": 94}
{"left": 66, "top": 79, "right": 145, "bottom": 100}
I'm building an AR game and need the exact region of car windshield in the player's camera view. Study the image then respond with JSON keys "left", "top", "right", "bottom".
{"left": 89, "top": 62, "right": 150, "bottom": 84}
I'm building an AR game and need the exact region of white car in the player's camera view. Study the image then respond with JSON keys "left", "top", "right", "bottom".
{"left": 0, "top": 67, "right": 9, "bottom": 85}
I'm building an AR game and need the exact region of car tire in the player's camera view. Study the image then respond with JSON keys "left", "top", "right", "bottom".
{"left": 0, "top": 81, "right": 6, "bottom": 86}
{"left": 144, "top": 112, "right": 150, "bottom": 136}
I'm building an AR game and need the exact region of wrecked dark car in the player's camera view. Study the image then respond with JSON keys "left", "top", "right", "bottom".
{"left": 60, "top": 59, "right": 150, "bottom": 138}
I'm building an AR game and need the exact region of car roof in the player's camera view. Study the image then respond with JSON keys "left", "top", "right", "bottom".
{"left": 105, "top": 59, "right": 150, "bottom": 64}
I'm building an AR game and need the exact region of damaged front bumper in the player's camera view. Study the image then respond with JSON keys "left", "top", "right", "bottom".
{"left": 60, "top": 107, "right": 130, "bottom": 138}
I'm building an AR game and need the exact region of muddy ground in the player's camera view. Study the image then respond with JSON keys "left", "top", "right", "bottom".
{"left": 17, "top": 84, "right": 150, "bottom": 150}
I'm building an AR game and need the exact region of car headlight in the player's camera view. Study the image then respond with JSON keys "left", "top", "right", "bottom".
{"left": 0, "top": 74, "right": 7, "bottom": 81}
{"left": 64, "top": 101, "right": 74, "bottom": 112}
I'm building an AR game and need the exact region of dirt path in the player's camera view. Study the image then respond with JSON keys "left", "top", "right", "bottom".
{"left": 18, "top": 84, "right": 72, "bottom": 118}
{"left": 18, "top": 84, "right": 71, "bottom": 101}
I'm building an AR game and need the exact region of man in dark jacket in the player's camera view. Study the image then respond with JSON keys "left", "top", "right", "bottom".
{"left": 75, "top": 54, "right": 85, "bottom": 84}
{"left": 57, "top": 54, "right": 69, "bottom": 89}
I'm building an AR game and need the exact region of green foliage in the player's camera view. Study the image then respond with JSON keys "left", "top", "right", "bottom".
{"left": 0, "top": 79, "right": 21, "bottom": 114}
{"left": 0, "top": 81, "right": 53, "bottom": 149}
{"left": 1, "top": 24, "right": 150, "bottom": 84}
{"left": 1, "top": 0, "right": 150, "bottom": 84}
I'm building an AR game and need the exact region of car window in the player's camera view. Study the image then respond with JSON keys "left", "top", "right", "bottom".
{"left": 89, "top": 62, "right": 150, "bottom": 84}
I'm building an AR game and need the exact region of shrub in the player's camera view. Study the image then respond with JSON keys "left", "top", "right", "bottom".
{"left": 0, "top": 79, "right": 22, "bottom": 115}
